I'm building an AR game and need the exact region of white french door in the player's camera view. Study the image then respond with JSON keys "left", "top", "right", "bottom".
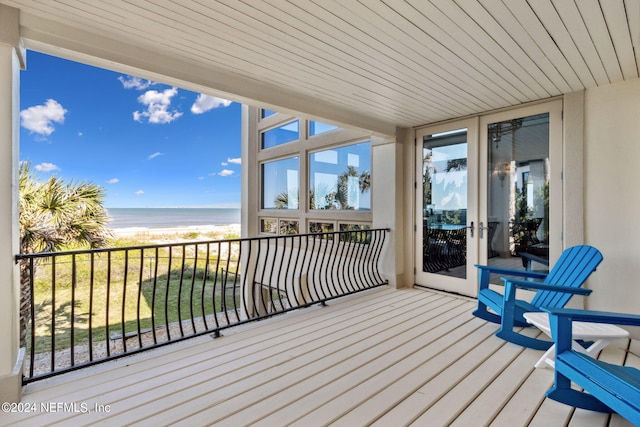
{"left": 415, "top": 101, "right": 562, "bottom": 297}
{"left": 415, "top": 118, "right": 479, "bottom": 296}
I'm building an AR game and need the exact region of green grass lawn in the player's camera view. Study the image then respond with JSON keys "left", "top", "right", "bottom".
{"left": 29, "top": 234, "right": 242, "bottom": 353}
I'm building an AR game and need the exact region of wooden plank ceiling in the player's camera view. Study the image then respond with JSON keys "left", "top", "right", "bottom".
{"left": 2, "top": 0, "right": 639, "bottom": 134}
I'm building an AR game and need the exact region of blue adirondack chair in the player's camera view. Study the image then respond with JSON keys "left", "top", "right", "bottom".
{"left": 545, "top": 308, "right": 640, "bottom": 425}
{"left": 473, "top": 245, "right": 603, "bottom": 350}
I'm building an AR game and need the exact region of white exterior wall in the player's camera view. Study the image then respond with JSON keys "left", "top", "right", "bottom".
{"left": 371, "top": 133, "right": 406, "bottom": 288}
{"left": 583, "top": 78, "right": 640, "bottom": 314}
{"left": 0, "top": 4, "right": 23, "bottom": 403}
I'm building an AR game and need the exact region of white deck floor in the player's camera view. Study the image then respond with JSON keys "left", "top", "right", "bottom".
{"left": 2, "top": 286, "right": 637, "bottom": 426}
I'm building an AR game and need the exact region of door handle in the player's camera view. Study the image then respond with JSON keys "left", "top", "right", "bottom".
{"left": 469, "top": 221, "right": 474, "bottom": 238}
{"left": 479, "top": 221, "right": 490, "bottom": 239}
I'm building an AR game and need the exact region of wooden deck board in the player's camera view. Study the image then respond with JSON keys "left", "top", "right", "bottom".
{"left": 451, "top": 341, "right": 549, "bottom": 427}
{"left": 1, "top": 286, "right": 635, "bottom": 427}
{"left": 224, "top": 301, "right": 474, "bottom": 426}
{"left": 164, "top": 298, "right": 470, "bottom": 426}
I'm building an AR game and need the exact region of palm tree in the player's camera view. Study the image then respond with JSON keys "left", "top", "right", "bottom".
{"left": 358, "top": 170, "right": 371, "bottom": 193}
{"left": 334, "top": 166, "right": 371, "bottom": 210}
{"left": 18, "top": 162, "right": 113, "bottom": 346}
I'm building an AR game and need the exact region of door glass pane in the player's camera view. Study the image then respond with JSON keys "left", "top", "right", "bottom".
{"left": 422, "top": 129, "right": 468, "bottom": 278}
{"left": 487, "top": 113, "right": 549, "bottom": 272}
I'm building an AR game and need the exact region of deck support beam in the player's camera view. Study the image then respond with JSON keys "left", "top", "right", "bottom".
{"left": 0, "top": 4, "right": 25, "bottom": 403}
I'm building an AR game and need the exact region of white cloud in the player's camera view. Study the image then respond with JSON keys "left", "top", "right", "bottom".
{"left": 107, "top": 178, "right": 119, "bottom": 184}
{"left": 190, "top": 94, "right": 232, "bottom": 114}
{"left": 148, "top": 152, "right": 163, "bottom": 160}
{"left": 134, "top": 87, "right": 183, "bottom": 124}
{"left": 198, "top": 176, "right": 204, "bottom": 180}
{"left": 227, "top": 157, "right": 241, "bottom": 165}
{"left": 221, "top": 162, "right": 228, "bottom": 166}
{"left": 34, "top": 162, "right": 60, "bottom": 173}
{"left": 135, "top": 190, "right": 144, "bottom": 195}
{"left": 118, "top": 75, "right": 154, "bottom": 90}
{"left": 218, "top": 169, "right": 234, "bottom": 177}
{"left": 20, "top": 99, "right": 68, "bottom": 136}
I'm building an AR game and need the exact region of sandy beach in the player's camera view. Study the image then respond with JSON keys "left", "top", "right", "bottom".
{"left": 111, "top": 223, "right": 241, "bottom": 240}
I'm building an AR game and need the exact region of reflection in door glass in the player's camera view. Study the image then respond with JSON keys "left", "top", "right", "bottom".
{"left": 487, "top": 113, "right": 549, "bottom": 273}
{"left": 422, "top": 129, "right": 468, "bottom": 278}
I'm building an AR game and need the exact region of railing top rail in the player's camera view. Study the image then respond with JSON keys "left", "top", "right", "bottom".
{"left": 15, "top": 228, "right": 391, "bottom": 261}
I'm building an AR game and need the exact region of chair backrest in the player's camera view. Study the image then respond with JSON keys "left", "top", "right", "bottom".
{"left": 531, "top": 245, "right": 603, "bottom": 309}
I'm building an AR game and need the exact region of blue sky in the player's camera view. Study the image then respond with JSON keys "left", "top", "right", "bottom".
{"left": 19, "top": 51, "right": 242, "bottom": 208}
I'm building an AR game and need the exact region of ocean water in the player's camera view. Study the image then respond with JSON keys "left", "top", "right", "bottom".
{"left": 107, "top": 208, "right": 241, "bottom": 229}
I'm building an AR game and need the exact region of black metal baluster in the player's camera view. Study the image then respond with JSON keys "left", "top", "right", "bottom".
{"left": 258, "top": 238, "right": 270, "bottom": 315}
{"left": 121, "top": 250, "right": 128, "bottom": 353}
{"left": 51, "top": 257, "right": 56, "bottom": 372}
{"left": 324, "top": 233, "right": 337, "bottom": 297}
{"left": 89, "top": 253, "right": 95, "bottom": 361}
{"left": 201, "top": 243, "right": 210, "bottom": 331}
{"left": 342, "top": 231, "right": 357, "bottom": 293}
{"left": 177, "top": 244, "right": 186, "bottom": 337}
{"left": 28, "top": 257, "right": 35, "bottom": 378}
{"left": 309, "top": 233, "right": 323, "bottom": 301}
{"left": 106, "top": 252, "right": 111, "bottom": 357}
{"left": 288, "top": 234, "right": 301, "bottom": 306}
{"left": 136, "top": 248, "right": 144, "bottom": 349}
{"left": 223, "top": 240, "right": 233, "bottom": 325}
{"left": 300, "top": 234, "right": 319, "bottom": 304}
{"left": 189, "top": 243, "right": 198, "bottom": 334}
{"left": 355, "top": 230, "right": 369, "bottom": 289}
{"left": 231, "top": 240, "right": 242, "bottom": 324}
{"left": 269, "top": 236, "right": 282, "bottom": 311}
{"left": 333, "top": 231, "right": 349, "bottom": 295}
{"left": 70, "top": 254, "right": 76, "bottom": 367}
{"left": 165, "top": 246, "right": 172, "bottom": 341}
{"left": 151, "top": 247, "right": 159, "bottom": 345}
{"left": 212, "top": 241, "right": 221, "bottom": 331}
{"left": 373, "top": 229, "right": 388, "bottom": 284}
{"left": 240, "top": 239, "right": 252, "bottom": 320}
{"left": 282, "top": 235, "right": 296, "bottom": 307}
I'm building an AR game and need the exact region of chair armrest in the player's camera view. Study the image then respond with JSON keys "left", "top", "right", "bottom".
{"left": 544, "top": 307, "right": 640, "bottom": 327}
{"left": 474, "top": 264, "right": 548, "bottom": 280}
{"left": 545, "top": 308, "right": 640, "bottom": 355}
{"left": 500, "top": 278, "right": 593, "bottom": 296}
{"left": 474, "top": 265, "right": 547, "bottom": 293}
{"left": 519, "top": 252, "right": 550, "bottom": 266}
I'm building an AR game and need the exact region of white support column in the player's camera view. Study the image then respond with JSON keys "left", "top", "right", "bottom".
{"left": 0, "top": 4, "right": 25, "bottom": 403}
{"left": 371, "top": 129, "right": 407, "bottom": 288}
{"left": 562, "top": 91, "right": 585, "bottom": 247}
{"left": 241, "top": 105, "right": 258, "bottom": 238}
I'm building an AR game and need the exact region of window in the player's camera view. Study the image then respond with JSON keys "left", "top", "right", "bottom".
{"left": 261, "top": 120, "right": 299, "bottom": 149}
{"left": 309, "top": 142, "right": 371, "bottom": 210}
{"left": 339, "top": 223, "right": 372, "bottom": 242}
{"left": 309, "top": 121, "right": 338, "bottom": 137}
{"left": 261, "top": 109, "right": 276, "bottom": 118}
{"left": 309, "top": 222, "right": 334, "bottom": 234}
{"left": 339, "top": 223, "right": 371, "bottom": 232}
{"left": 279, "top": 220, "right": 299, "bottom": 234}
{"left": 261, "top": 157, "right": 299, "bottom": 209}
{"left": 254, "top": 108, "right": 373, "bottom": 236}
{"left": 260, "top": 218, "right": 278, "bottom": 234}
